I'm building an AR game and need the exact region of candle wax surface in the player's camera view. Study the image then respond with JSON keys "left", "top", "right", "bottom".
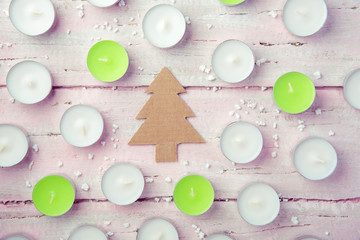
{"left": 6, "top": 61, "right": 52, "bottom": 104}
{"left": 101, "top": 163, "right": 145, "bottom": 205}
{"left": 87, "top": 0, "right": 119, "bottom": 7}
{"left": 32, "top": 175, "right": 75, "bottom": 216}
{"left": 60, "top": 104, "right": 104, "bottom": 147}
{"left": 3, "top": 235, "right": 31, "bottom": 240}
{"left": 219, "top": 0, "right": 245, "bottom": 5}
{"left": 69, "top": 225, "right": 107, "bottom": 240}
{"left": 173, "top": 175, "right": 214, "bottom": 216}
{"left": 9, "top": 0, "right": 55, "bottom": 36}
{"left": 237, "top": 183, "right": 280, "bottom": 226}
{"left": 293, "top": 137, "right": 337, "bottom": 180}
{"left": 282, "top": 0, "right": 327, "bottom": 37}
{"left": 220, "top": 121, "right": 263, "bottom": 164}
{"left": 206, "top": 234, "right": 233, "bottom": 240}
{"left": 273, "top": 72, "right": 315, "bottom": 114}
{"left": 0, "top": 124, "right": 29, "bottom": 167}
{"left": 344, "top": 68, "right": 360, "bottom": 109}
{"left": 212, "top": 40, "right": 255, "bottom": 83}
{"left": 137, "top": 218, "right": 179, "bottom": 240}
{"left": 142, "top": 4, "right": 186, "bottom": 48}
{"left": 87, "top": 40, "right": 129, "bottom": 82}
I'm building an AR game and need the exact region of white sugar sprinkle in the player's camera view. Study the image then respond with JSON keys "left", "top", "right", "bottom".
{"left": 229, "top": 111, "right": 235, "bottom": 116}
{"left": 28, "top": 161, "right": 34, "bottom": 170}
{"left": 113, "top": 17, "right": 119, "bottom": 23}
{"left": 329, "top": 130, "right": 335, "bottom": 136}
{"left": 255, "top": 121, "right": 266, "bottom": 126}
{"left": 113, "top": 28, "right": 119, "bottom": 33}
{"left": 66, "top": 29, "right": 71, "bottom": 35}
{"left": 104, "top": 221, "right": 111, "bottom": 225}
{"left": 204, "top": 68, "right": 211, "bottom": 74}
{"left": 154, "top": 197, "right": 160, "bottom": 202}
{"left": 145, "top": 177, "right": 154, "bottom": 183}
{"left": 261, "top": 86, "right": 268, "bottom": 91}
{"left": 32, "top": 144, "right": 39, "bottom": 153}
{"left": 9, "top": 98, "right": 15, "bottom": 103}
{"left": 274, "top": 141, "right": 279, "bottom": 148}
{"left": 75, "top": 170, "right": 82, "bottom": 177}
{"left": 104, "top": 156, "right": 109, "bottom": 161}
{"left": 268, "top": 10, "right": 278, "bottom": 18}
{"left": 185, "top": 16, "right": 191, "bottom": 24}
{"left": 93, "top": 24, "right": 99, "bottom": 29}
{"left": 291, "top": 216, "right": 299, "bottom": 225}
{"left": 235, "top": 113, "right": 240, "bottom": 119}
{"left": 114, "top": 144, "right": 118, "bottom": 149}
{"left": 163, "top": 197, "right": 172, "bottom": 203}
{"left": 240, "top": 99, "right": 245, "bottom": 105}
{"left": 273, "top": 135, "right": 279, "bottom": 141}
{"left": 129, "top": 17, "right": 135, "bottom": 22}
{"left": 106, "top": 232, "right": 114, "bottom": 237}
{"left": 25, "top": 180, "right": 32, "bottom": 188}
{"left": 207, "top": 75, "right": 216, "bottom": 81}
{"left": 259, "top": 106, "right": 265, "bottom": 113}
{"left": 123, "top": 223, "right": 130, "bottom": 228}
{"left": 235, "top": 104, "right": 241, "bottom": 110}
{"left": 138, "top": 66, "right": 144, "bottom": 71}
{"left": 271, "top": 151, "right": 277, "bottom": 158}
{"left": 184, "top": 160, "right": 189, "bottom": 166}
{"left": 313, "top": 71, "right": 322, "bottom": 80}
{"left": 315, "top": 108, "right": 322, "bottom": 115}
{"left": 325, "top": 232, "right": 330, "bottom": 236}
{"left": 88, "top": 153, "right": 94, "bottom": 160}
{"left": 256, "top": 58, "right": 267, "bottom": 66}
{"left": 205, "top": 163, "right": 211, "bottom": 169}
{"left": 207, "top": 23, "right": 213, "bottom": 30}
{"left": 273, "top": 122, "right": 278, "bottom": 129}
{"left": 132, "top": 31, "right": 138, "bottom": 36}
{"left": 165, "top": 177, "right": 172, "bottom": 183}
{"left": 81, "top": 183, "right": 90, "bottom": 191}
{"left": 101, "top": 141, "right": 106, "bottom": 146}
{"left": 112, "top": 86, "right": 117, "bottom": 90}
{"left": 199, "top": 65, "right": 206, "bottom": 72}
{"left": 58, "top": 161, "right": 63, "bottom": 167}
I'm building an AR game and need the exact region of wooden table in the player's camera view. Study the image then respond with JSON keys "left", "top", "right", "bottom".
{"left": 1, "top": 0, "right": 360, "bottom": 239}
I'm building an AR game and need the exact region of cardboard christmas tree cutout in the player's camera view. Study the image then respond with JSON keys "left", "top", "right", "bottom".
{"left": 129, "top": 67, "right": 205, "bottom": 162}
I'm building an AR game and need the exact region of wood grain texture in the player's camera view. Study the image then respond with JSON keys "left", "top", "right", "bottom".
{"left": 0, "top": 0, "right": 360, "bottom": 239}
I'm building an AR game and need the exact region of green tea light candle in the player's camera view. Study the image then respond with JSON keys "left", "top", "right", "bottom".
{"left": 173, "top": 175, "right": 214, "bottom": 216}
{"left": 87, "top": 40, "right": 129, "bottom": 82}
{"left": 32, "top": 175, "right": 75, "bottom": 216}
{"left": 218, "top": 0, "right": 245, "bottom": 5}
{"left": 273, "top": 72, "right": 315, "bottom": 114}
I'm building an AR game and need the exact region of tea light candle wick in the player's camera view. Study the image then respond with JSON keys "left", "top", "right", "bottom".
{"left": 296, "top": 10, "right": 306, "bottom": 16}
{"left": 49, "top": 192, "right": 55, "bottom": 205}
{"left": 80, "top": 125, "right": 86, "bottom": 136}
{"left": 190, "top": 187, "right": 195, "bottom": 197}
{"left": 154, "top": 232, "right": 163, "bottom": 240}
{"left": 250, "top": 199, "right": 261, "bottom": 205}
{"left": 98, "top": 58, "right": 109, "bottom": 63}
{"left": 119, "top": 178, "right": 133, "bottom": 185}
{"left": 31, "top": 9, "right": 43, "bottom": 15}
{"left": 233, "top": 137, "right": 245, "bottom": 147}
{"left": 158, "top": 19, "right": 168, "bottom": 32}
{"left": 313, "top": 156, "right": 326, "bottom": 164}
{"left": 288, "top": 82, "right": 294, "bottom": 93}
{"left": 0, "top": 144, "right": 6, "bottom": 152}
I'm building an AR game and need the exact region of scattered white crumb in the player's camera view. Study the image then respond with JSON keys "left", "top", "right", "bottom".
{"left": 76, "top": 4, "right": 84, "bottom": 10}
{"left": 162, "top": 197, "right": 172, "bottom": 203}
{"left": 114, "top": 144, "right": 118, "bottom": 149}
{"left": 273, "top": 122, "right": 278, "bottom": 129}
{"left": 101, "top": 141, "right": 106, "bottom": 146}
{"left": 261, "top": 86, "right": 268, "bottom": 91}
{"left": 291, "top": 216, "right": 299, "bottom": 225}
{"left": 205, "top": 163, "right": 211, "bottom": 169}
{"left": 225, "top": 198, "right": 229, "bottom": 202}
{"left": 192, "top": 224, "right": 198, "bottom": 229}
{"left": 112, "top": 86, "right": 117, "bottom": 91}
{"left": 199, "top": 65, "right": 206, "bottom": 72}
{"left": 234, "top": 104, "right": 241, "bottom": 110}
{"left": 235, "top": 113, "right": 240, "bottom": 119}
{"left": 78, "top": 10, "right": 85, "bottom": 18}
{"left": 154, "top": 197, "right": 160, "bottom": 202}
{"left": 145, "top": 177, "right": 154, "bottom": 183}
{"left": 58, "top": 161, "right": 63, "bottom": 167}
{"left": 313, "top": 71, "right": 322, "bottom": 80}
{"left": 28, "top": 161, "right": 34, "bottom": 170}
{"left": 128, "top": 42, "right": 132, "bottom": 46}
{"left": 271, "top": 151, "right": 277, "bottom": 158}
{"left": 325, "top": 232, "right": 330, "bottom": 236}
{"left": 283, "top": 198, "right": 289, "bottom": 202}
{"left": 111, "top": 137, "right": 115, "bottom": 142}
{"left": 256, "top": 58, "right": 267, "bottom": 66}
{"left": 137, "top": 66, "right": 144, "bottom": 71}
{"left": 32, "top": 144, "right": 39, "bottom": 153}
{"left": 185, "top": 16, "right": 191, "bottom": 24}
{"left": 104, "top": 221, "right": 111, "bottom": 225}
{"left": 113, "top": 28, "right": 119, "bottom": 33}
{"left": 129, "top": 17, "right": 135, "bottom": 22}
{"left": 88, "top": 153, "right": 94, "bottom": 160}
{"left": 218, "top": 169, "right": 224, "bottom": 174}
{"left": 75, "top": 170, "right": 82, "bottom": 177}
{"left": 315, "top": 108, "right": 322, "bottom": 115}
{"left": 25, "top": 180, "right": 32, "bottom": 188}
{"left": 113, "top": 17, "right": 119, "bottom": 23}
{"left": 255, "top": 121, "right": 266, "bottom": 126}
{"left": 81, "top": 183, "right": 90, "bottom": 192}
{"left": 275, "top": 109, "right": 281, "bottom": 114}
{"left": 111, "top": 158, "right": 115, "bottom": 161}
{"left": 244, "top": 111, "right": 249, "bottom": 115}
{"left": 183, "top": 160, "right": 189, "bottom": 166}
{"left": 278, "top": 192, "right": 282, "bottom": 197}
{"left": 206, "top": 23, "right": 213, "bottom": 30}
{"left": 259, "top": 106, "right": 265, "bottom": 113}
{"left": 207, "top": 75, "right": 216, "bottom": 81}
{"left": 115, "top": 139, "right": 119, "bottom": 142}
{"left": 93, "top": 25, "right": 99, "bottom": 29}
{"left": 6, "top": 43, "right": 12, "bottom": 47}
{"left": 118, "top": 0, "right": 126, "bottom": 6}
{"left": 273, "top": 135, "right": 279, "bottom": 141}
{"left": 329, "top": 130, "right": 335, "bottom": 136}
{"left": 44, "top": 55, "right": 49, "bottom": 60}
{"left": 66, "top": 29, "right": 71, "bottom": 35}
{"left": 212, "top": 86, "right": 218, "bottom": 92}
{"left": 104, "top": 156, "right": 109, "bottom": 161}
{"left": 123, "top": 223, "right": 130, "bottom": 228}
{"left": 240, "top": 99, "right": 245, "bottom": 105}
{"left": 165, "top": 177, "right": 172, "bottom": 183}
{"left": 3, "top": 9, "right": 9, "bottom": 16}
{"left": 247, "top": 102, "right": 257, "bottom": 109}
{"left": 132, "top": 31, "right": 138, "bottom": 36}
{"left": 96, "top": 37, "right": 102, "bottom": 41}
{"left": 229, "top": 111, "right": 235, "bottom": 116}
{"left": 170, "top": 0, "right": 176, "bottom": 4}
{"left": 204, "top": 68, "right": 211, "bottom": 74}
{"left": 298, "top": 124, "right": 306, "bottom": 132}
{"left": 268, "top": 10, "right": 278, "bottom": 18}
{"left": 9, "top": 98, "right": 15, "bottom": 103}
{"left": 98, "top": 167, "right": 103, "bottom": 172}
{"left": 274, "top": 142, "right": 279, "bottom": 148}
{"left": 113, "top": 124, "right": 119, "bottom": 130}
{"left": 199, "top": 232, "right": 205, "bottom": 239}
{"left": 106, "top": 232, "right": 114, "bottom": 237}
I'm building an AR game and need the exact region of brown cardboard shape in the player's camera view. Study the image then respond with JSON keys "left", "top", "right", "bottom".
{"left": 129, "top": 67, "right": 205, "bottom": 162}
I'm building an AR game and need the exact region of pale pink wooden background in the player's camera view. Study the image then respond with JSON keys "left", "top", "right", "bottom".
{"left": 1, "top": 0, "right": 360, "bottom": 239}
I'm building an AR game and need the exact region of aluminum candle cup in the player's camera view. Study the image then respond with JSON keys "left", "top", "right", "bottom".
{"left": 344, "top": 68, "right": 360, "bottom": 110}
{"left": 282, "top": 0, "right": 327, "bottom": 37}
{"left": 0, "top": 124, "right": 29, "bottom": 167}
{"left": 218, "top": 0, "right": 245, "bottom": 6}
{"left": 137, "top": 218, "right": 179, "bottom": 240}
{"left": 142, "top": 4, "right": 186, "bottom": 48}
{"left": 69, "top": 225, "right": 108, "bottom": 240}
{"left": 60, "top": 104, "right": 104, "bottom": 147}
{"left": 212, "top": 40, "right": 255, "bottom": 83}
{"left": 101, "top": 163, "right": 145, "bottom": 205}
{"left": 6, "top": 61, "right": 52, "bottom": 104}
{"left": 32, "top": 175, "right": 75, "bottom": 216}
{"left": 293, "top": 137, "right": 337, "bottom": 180}
{"left": 9, "top": 0, "right": 56, "bottom": 36}
{"left": 220, "top": 121, "right": 263, "bottom": 164}
{"left": 87, "top": 0, "right": 119, "bottom": 7}
{"left": 173, "top": 175, "right": 214, "bottom": 216}
{"left": 237, "top": 182, "right": 280, "bottom": 226}
{"left": 3, "top": 235, "right": 32, "bottom": 240}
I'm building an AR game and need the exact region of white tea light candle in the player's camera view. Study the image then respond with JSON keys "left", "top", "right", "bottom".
{"left": 212, "top": 40, "right": 255, "bottom": 83}
{"left": 3, "top": 235, "right": 31, "bottom": 240}
{"left": 87, "top": 0, "right": 119, "bottom": 7}
{"left": 0, "top": 124, "right": 29, "bottom": 167}
{"left": 137, "top": 218, "right": 179, "bottom": 240}
{"left": 102, "top": 163, "right": 145, "bottom": 205}
{"left": 207, "top": 234, "right": 233, "bottom": 240}
{"left": 60, "top": 105, "right": 104, "bottom": 147}
{"left": 9, "top": 0, "right": 55, "bottom": 36}
{"left": 282, "top": 0, "right": 327, "bottom": 37}
{"left": 293, "top": 137, "right": 337, "bottom": 180}
{"left": 220, "top": 121, "right": 263, "bottom": 164}
{"left": 143, "top": 4, "right": 186, "bottom": 48}
{"left": 7, "top": 61, "right": 52, "bottom": 104}
{"left": 69, "top": 225, "right": 107, "bottom": 240}
{"left": 344, "top": 68, "right": 360, "bottom": 109}
{"left": 237, "top": 182, "right": 280, "bottom": 226}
